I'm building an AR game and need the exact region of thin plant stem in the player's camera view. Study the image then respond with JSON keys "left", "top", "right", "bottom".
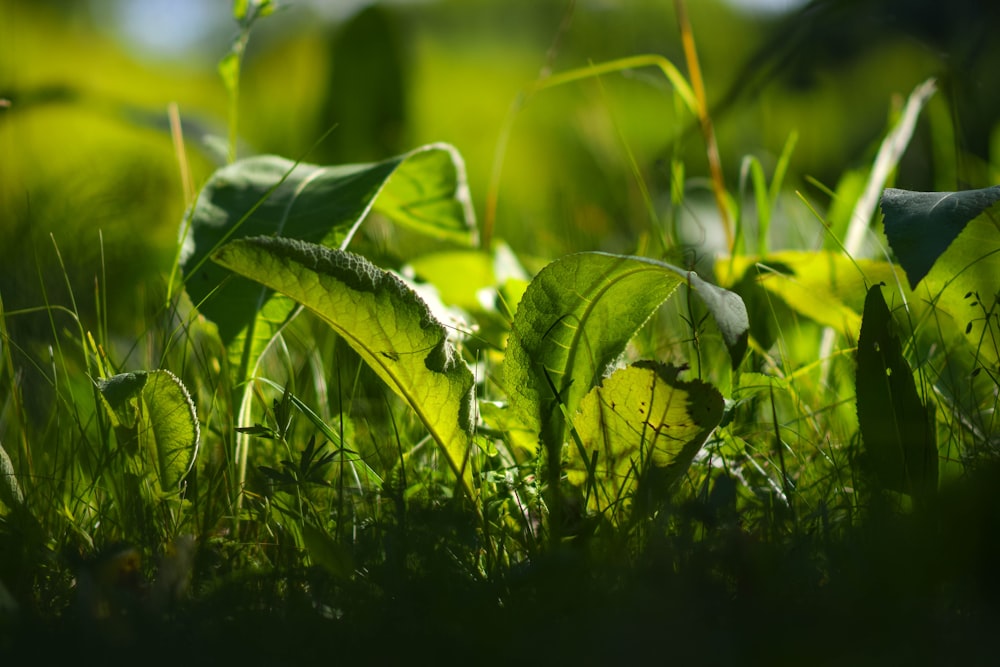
{"left": 674, "top": 0, "right": 732, "bottom": 252}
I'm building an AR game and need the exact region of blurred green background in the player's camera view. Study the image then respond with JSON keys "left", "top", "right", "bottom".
{"left": 2, "top": 0, "right": 999, "bottom": 342}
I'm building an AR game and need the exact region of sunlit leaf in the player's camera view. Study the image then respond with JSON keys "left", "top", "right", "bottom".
{"left": 856, "top": 285, "right": 937, "bottom": 503}
{"left": 212, "top": 236, "right": 476, "bottom": 499}
{"left": 141, "top": 371, "right": 201, "bottom": 492}
{"left": 181, "top": 144, "right": 476, "bottom": 388}
{"left": 506, "top": 252, "right": 746, "bottom": 458}
{"left": 96, "top": 370, "right": 200, "bottom": 493}
{"left": 720, "top": 253, "right": 896, "bottom": 338}
{"left": 565, "top": 362, "right": 724, "bottom": 523}
{"left": 880, "top": 185, "right": 1000, "bottom": 289}
{"left": 478, "top": 400, "right": 539, "bottom": 458}
{"left": 721, "top": 247, "right": 1000, "bottom": 373}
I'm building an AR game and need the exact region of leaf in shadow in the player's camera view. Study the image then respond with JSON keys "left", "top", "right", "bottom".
{"left": 880, "top": 185, "right": 1000, "bottom": 288}
{"left": 856, "top": 284, "right": 937, "bottom": 504}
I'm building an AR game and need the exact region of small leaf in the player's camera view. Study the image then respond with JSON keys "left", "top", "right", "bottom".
{"left": 856, "top": 284, "right": 937, "bottom": 503}
{"left": 686, "top": 270, "right": 749, "bottom": 368}
{"left": 0, "top": 439, "right": 24, "bottom": 509}
{"left": 217, "top": 51, "right": 240, "bottom": 94}
{"left": 142, "top": 370, "right": 201, "bottom": 492}
{"left": 566, "top": 362, "right": 724, "bottom": 523}
{"left": 212, "top": 236, "right": 476, "bottom": 500}
{"left": 880, "top": 185, "right": 1000, "bottom": 289}
{"left": 235, "top": 423, "right": 277, "bottom": 439}
{"left": 232, "top": 0, "right": 249, "bottom": 20}
{"left": 96, "top": 371, "right": 148, "bottom": 429}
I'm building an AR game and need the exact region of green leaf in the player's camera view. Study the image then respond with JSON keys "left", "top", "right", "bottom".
{"left": 721, "top": 252, "right": 898, "bottom": 338}
{"left": 368, "top": 144, "right": 476, "bottom": 243}
{"left": 232, "top": 0, "right": 249, "bottom": 21}
{"left": 142, "top": 371, "right": 201, "bottom": 492}
{"left": 478, "top": 400, "right": 539, "bottom": 458}
{"left": 0, "top": 439, "right": 23, "bottom": 509}
{"left": 96, "top": 371, "right": 148, "bottom": 429}
{"left": 880, "top": 185, "right": 1000, "bottom": 289}
{"left": 211, "top": 236, "right": 477, "bottom": 499}
{"left": 217, "top": 51, "right": 240, "bottom": 94}
{"left": 506, "top": 252, "right": 746, "bottom": 455}
{"left": 301, "top": 523, "right": 354, "bottom": 579}
{"left": 181, "top": 144, "right": 476, "bottom": 388}
{"left": 96, "top": 370, "right": 200, "bottom": 492}
{"left": 856, "top": 284, "right": 937, "bottom": 503}
{"left": 565, "top": 362, "right": 724, "bottom": 523}
{"left": 407, "top": 250, "right": 496, "bottom": 313}
{"left": 686, "top": 270, "right": 750, "bottom": 367}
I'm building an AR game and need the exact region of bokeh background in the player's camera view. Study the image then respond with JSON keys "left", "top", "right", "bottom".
{"left": 2, "top": 0, "right": 999, "bottom": 341}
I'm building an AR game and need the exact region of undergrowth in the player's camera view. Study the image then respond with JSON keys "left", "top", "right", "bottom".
{"left": 2, "top": 1, "right": 1000, "bottom": 663}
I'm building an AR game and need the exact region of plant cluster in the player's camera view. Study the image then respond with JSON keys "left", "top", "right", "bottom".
{"left": 2, "top": 0, "right": 999, "bottom": 662}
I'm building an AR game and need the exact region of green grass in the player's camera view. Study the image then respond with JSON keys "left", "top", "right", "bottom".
{"left": 2, "top": 1, "right": 1000, "bottom": 663}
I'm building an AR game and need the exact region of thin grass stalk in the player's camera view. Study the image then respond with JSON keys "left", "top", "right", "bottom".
{"left": 168, "top": 102, "right": 195, "bottom": 207}
{"left": 674, "top": 0, "right": 732, "bottom": 252}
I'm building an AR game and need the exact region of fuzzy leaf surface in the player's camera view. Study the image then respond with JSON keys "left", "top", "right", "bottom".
{"left": 181, "top": 144, "right": 476, "bottom": 386}
{"left": 212, "top": 236, "right": 476, "bottom": 498}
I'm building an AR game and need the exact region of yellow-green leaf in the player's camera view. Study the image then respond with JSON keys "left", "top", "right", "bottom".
{"left": 212, "top": 236, "right": 476, "bottom": 500}
{"left": 566, "top": 362, "right": 724, "bottom": 523}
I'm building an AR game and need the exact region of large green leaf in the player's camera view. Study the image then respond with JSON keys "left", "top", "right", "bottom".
{"left": 880, "top": 185, "right": 1000, "bottom": 289}
{"left": 856, "top": 285, "right": 937, "bottom": 504}
{"left": 211, "top": 236, "right": 477, "bottom": 499}
{"left": 181, "top": 143, "right": 476, "bottom": 386}
{"left": 506, "top": 252, "right": 747, "bottom": 457}
{"left": 565, "top": 362, "right": 724, "bottom": 523}
{"left": 96, "top": 370, "right": 201, "bottom": 493}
